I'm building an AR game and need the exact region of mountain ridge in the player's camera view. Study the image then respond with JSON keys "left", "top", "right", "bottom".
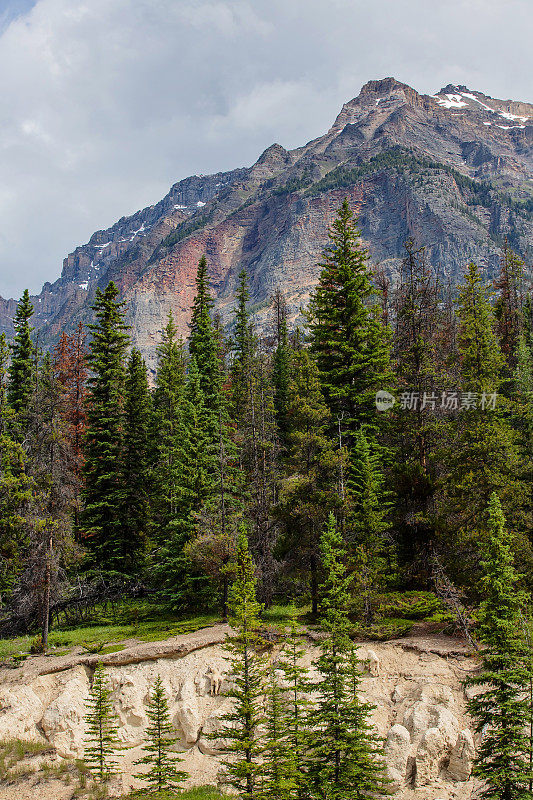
{"left": 2, "top": 76, "right": 532, "bottom": 369}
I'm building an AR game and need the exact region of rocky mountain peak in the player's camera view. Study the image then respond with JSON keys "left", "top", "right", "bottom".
{"left": 329, "top": 77, "right": 426, "bottom": 136}
{"left": 1, "top": 77, "right": 533, "bottom": 367}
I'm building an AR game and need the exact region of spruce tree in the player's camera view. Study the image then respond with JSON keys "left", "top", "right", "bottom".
{"left": 135, "top": 674, "right": 187, "bottom": 793}
{"left": 433, "top": 262, "right": 532, "bottom": 582}
{"left": 309, "top": 200, "right": 391, "bottom": 443}
{"left": 276, "top": 348, "right": 341, "bottom": 615}
{"left": 271, "top": 289, "right": 291, "bottom": 447}
{"left": 189, "top": 255, "right": 221, "bottom": 408}
{"left": 220, "top": 524, "right": 265, "bottom": 799}
{"left": 0, "top": 333, "right": 31, "bottom": 600}
{"left": 231, "top": 268, "right": 252, "bottom": 428}
{"left": 308, "top": 513, "right": 388, "bottom": 800}
{"left": 7, "top": 289, "right": 35, "bottom": 433}
{"left": 84, "top": 661, "right": 120, "bottom": 783}
{"left": 348, "top": 428, "right": 390, "bottom": 625}
{"left": 467, "top": 493, "right": 533, "bottom": 800}
{"left": 261, "top": 608, "right": 313, "bottom": 800}
{"left": 119, "top": 348, "right": 152, "bottom": 572}
{"left": 152, "top": 313, "right": 195, "bottom": 587}
{"left": 81, "top": 281, "right": 130, "bottom": 573}
{"left": 260, "top": 661, "right": 299, "bottom": 800}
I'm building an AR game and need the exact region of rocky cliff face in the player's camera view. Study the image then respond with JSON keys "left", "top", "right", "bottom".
{"left": 2, "top": 77, "right": 533, "bottom": 369}
{"left": 0, "top": 627, "right": 480, "bottom": 800}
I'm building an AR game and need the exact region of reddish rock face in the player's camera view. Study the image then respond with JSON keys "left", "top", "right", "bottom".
{"left": 2, "top": 77, "right": 533, "bottom": 368}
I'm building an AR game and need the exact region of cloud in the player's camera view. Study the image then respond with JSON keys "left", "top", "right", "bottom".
{"left": 0, "top": 0, "right": 531, "bottom": 298}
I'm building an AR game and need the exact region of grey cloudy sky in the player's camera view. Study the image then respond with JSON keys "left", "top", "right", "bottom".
{"left": 0, "top": 0, "right": 531, "bottom": 298}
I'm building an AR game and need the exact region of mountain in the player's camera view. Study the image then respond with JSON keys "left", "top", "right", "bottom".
{"left": 2, "top": 77, "right": 533, "bottom": 369}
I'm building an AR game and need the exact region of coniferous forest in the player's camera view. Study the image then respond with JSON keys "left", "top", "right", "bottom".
{"left": 1, "top": 199, "right": 533, "bottom": 798}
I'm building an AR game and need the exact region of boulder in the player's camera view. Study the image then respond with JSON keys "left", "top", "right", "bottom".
{"left": 447, "top": 729, "right": 475, "bottom": 781}
{"left": 415, "top": 726, "right": 446, "bottom": 786}
{"left": 384, "top": 724, "right": 410, "bottom": 789}
{"left": 198, "top": 699, "right": 234, "bottom": 755}
{"left": 174, "top": 679, "right": 201, "bottom": 744}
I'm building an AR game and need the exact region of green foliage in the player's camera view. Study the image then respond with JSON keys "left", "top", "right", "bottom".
{"left": 0, "top": 334, "right": 31, "bottom": 598}
{"left": 457, "top": 262, "right": 504, "bottom": 392}
{"left": 260, "top": 608, "right": 313, "bottom": 799}
{"left": 308, "top": 513, "right": 389, "bottom": 799}
{"left": 7, "top": 289, "right": 35, "bottom": 427}
{"left": 135, "top": 674, "right": 187, "bottom": 793}
{"left": 347, "top": 428, "right": 391, "bottom": 624}
{"left": 83, "top": 662, "right": 121, "bottom": 783}
{"left": 119, "top": 348, "right": 152, "bottom": 569}
{"left": 219, "top": 525, "right": 265, "bottom": 799}
{"left": 309, "top": 199, "right": 392, "bottom": 441}
{"left": 275, "top": 346, "right": 341, "bottom": 615}
{"left": 0, "top": 738, "right": 52, "bottom": 781}
{"left": 81, "top": 281, "right": 131, "bottom": 572}
{"left": 467, "top": 494, "right": 533, "bottom": 799}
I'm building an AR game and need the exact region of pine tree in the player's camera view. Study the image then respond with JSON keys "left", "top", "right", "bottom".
{"left": 84, "top": 661, "right": 120, "bottom": 783}
{"left": 276, "top": 348, "right": 341, "bottom": 616}
{"left": 220, "top": 524, "right": 265, "bottom": 799}
{"left": 231, "top": 268, "right": 252, "bottom": 428}
{"left": 81, "top": 281, "right": 130, "bottom": 573}
{"left": 309, "top": 200, "right": 391, "bottom": 443}
{"left": 0, "top": 333, "right": 31, "bottom": 601}
{"left": 260, "top": 661, "right": 299, "bottom": 800}
{"left": 432, "top": 262, "right": 532, "bottom": 583}
{"left": 348, "top": 428, "right": 390, "bottom": 625}
{"left": 152, "top": 313, "right": 194, "bottom": 565}
{"left": 308, "top": 513, "right": 388, "bottom": 800}
{"left": 7, "top": 289, "right": 35, "bottom": 433}
{"left": 467, "top": 493, "right": 533, "bottom": 800}
{"left": 189, "top": 255, "right": 221, "bottom": 408}
{"left": 135, "top": 674, "right": 187, "bottom": 793}
{"left": 261, "top": 608, "right": 313, "bottom": 800}
{"left": 271, "top": 289, "right": 291, "bottom": 447}
{"left": 494, "top": 242, "right": 525, "bottom": 372}
{"left": 119, "top": 348, "right": 152, "bottom": 572}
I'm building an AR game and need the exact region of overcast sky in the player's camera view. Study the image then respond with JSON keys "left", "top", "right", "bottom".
{"left": 0, "top": 0, "right": 531, "bottom": 298}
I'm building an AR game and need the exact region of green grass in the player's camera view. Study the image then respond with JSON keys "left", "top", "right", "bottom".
{"left": 0, "top": 739, "right": 53, "bottom": 780}
{"left": 121, "top": 789, "right": 223, "bottom": 800}
{"left": 0, "top": 604, "right": 219, "bottom": 660}
{"left": 261, "top": 603, "right": 310, "bottom": 625}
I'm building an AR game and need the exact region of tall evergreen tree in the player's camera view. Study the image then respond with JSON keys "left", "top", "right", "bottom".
{"left": 84, "top": 662, "right": 121, "bottom": 783}
{"left": 189, "top": 255, "right": 221, "bottom": 408}
{"left": 7, "top": 289, "right": 35, "bottom": 432}
{"left": 0, "top": 333, "right": 31, "bottom": 601}
{"left": 81, "top": 281, "right": 130, "bottom": 573}
{"left": 433, "top": 262, "right": 532, "bottom": 581}
{"left": 261, "top": 608, "right": 313, "bottom": 800}
{"left": 276, "top": 348, "right": 341, "bottom": 615}
{"left": 271, "top": 289, "right": 291, "bottom": 447}
{"left": 308, "top": 513, "right": 388, "bottom": 800}
{"left": 220, "top": 525, "right": 265, "bottom": 799}
{"left": 348, "top": 428, "right": 390, "bottom": 625}
{"left": 135, "top": 674, "right": 187, "bottom": 793}
{"left": 467, "top": 493, "right": 533, "bottom": 800}
{"left": 231, "top": 268, "right": 253, "bottom": 429}
{"left": 119, "top": 348, "right": 152, "bottom": 572}
{"left": 309, "top": 200, "right": 391, "bottom": 443}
